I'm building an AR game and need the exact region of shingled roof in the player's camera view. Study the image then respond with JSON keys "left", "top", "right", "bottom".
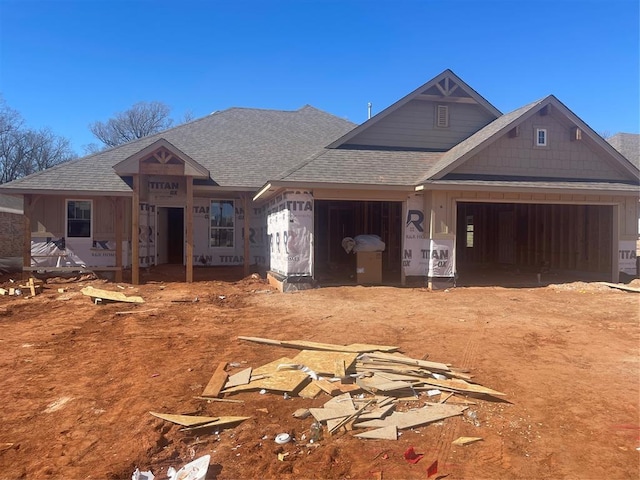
{"left": 607, "top": 133, "right": 639, "bottom": 169}
{"left": 0, "top": 106, "right": 355, "bottom": 194}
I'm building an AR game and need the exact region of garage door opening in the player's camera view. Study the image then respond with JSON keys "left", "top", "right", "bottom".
{"left": 314, "top": 200, "right": 402, "bottom": 285}
{"left": 456, "top": 202, "right": 613, "bottom": 286}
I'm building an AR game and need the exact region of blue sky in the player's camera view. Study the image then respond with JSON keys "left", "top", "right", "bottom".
{"left": 0, "top": 0, "right": 638, "bottom": 154}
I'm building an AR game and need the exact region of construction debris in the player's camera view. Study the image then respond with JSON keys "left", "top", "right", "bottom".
{"left": 81, "top": 286, "right": 144, "bottom": 304}
{"left": 452, "top": 436, "right": 483, "bottom": 446}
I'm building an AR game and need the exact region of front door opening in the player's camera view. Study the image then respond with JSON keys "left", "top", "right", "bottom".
{"left": 157, "top": 207, "right": 184, "bottom": 265}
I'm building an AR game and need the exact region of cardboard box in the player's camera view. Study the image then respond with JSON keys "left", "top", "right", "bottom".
{"left": 356, "top": 251, "right": 382, "bottom": 284}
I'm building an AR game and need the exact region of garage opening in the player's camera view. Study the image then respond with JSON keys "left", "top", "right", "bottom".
{"left": 314, "top": 200, "right": 403, "bottom": 284}
{"left": 456, "top": 202, "right": 613, "bottom": 285}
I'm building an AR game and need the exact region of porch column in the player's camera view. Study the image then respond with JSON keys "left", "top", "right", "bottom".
{"left": 22, "top": 194, "right": 32, "bottom": 277}
{"left": 243, "top": 193, "right": 250, "bottom": 277}
{"left": 132, "top": 174, "right": 140, "bottom": 285}
{"left": 114, "top": 197, "right": 123, "bottom": 283}
{"left": 186, "top": 176, "right": 194, "bottom": 283}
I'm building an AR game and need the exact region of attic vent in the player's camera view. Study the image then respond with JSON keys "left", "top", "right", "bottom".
{"left": 436, "top": 105, "right": 449, "bottom": 128}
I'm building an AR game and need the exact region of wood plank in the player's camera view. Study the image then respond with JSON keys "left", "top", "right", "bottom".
{"left": 149, "top": 411, "right": 219, "bottom": 427}
{"left": 80, "top": 286, "right": 144, "bottom": 304}
{"left": 132, "top": 174, "right": 140, "bottom": 285}
{"left": 314, "top": 379, "right": 342, "bottom": 396}
{"left": 180, "top": 416, "right": 250, "bottom": 431}
{"left": 329, "top": 399, "right": 375, "bottom": 435}
{"left": 354, "top": 425, "right": 398, "bottom": 440}
{"left": 360, "top": 352, "right": 450, "bottom": 372}
{"left": 202, "top": 362, "right": 228, "bottom": 398}
{"left": 416, "top": 377, "right": 505, "bottom": 397}
{"left": 237, "top": 336, "right": 398, "bottom": 353}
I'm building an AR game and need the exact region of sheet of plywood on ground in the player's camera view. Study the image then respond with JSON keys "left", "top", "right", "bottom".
{"left": 358, "top": 403, "right": 395, "bottom": 420}
{"left": 149, "top": 412, "right": 219, "bottom": 427}
{"left": 180, "top": 416, "right": 251, "bottom": 431}
{"left": 354, "top": 425, "right": 398, "bottom": 440}
{"left": 313, "top": 379, "right": 342, "bottom": 396}
{"left": 237, "top": 336, "right": 398, "bottom": 352}
{"left": 224, "top": 367, "right": 252, "bottom": 388}
{"left": 291, "top": 350, "right": 358, "bottom": 376}
{"left": 362, "top": 352, "right": 450, "bottom": 372}
{"left": 356, "top": 376, "right": 416, "bottom": 392}
{"left": 309, "top": 401, "right": 357, "bottom": 422}
{"left": 80, "top": 286, "right": 144, "bottom": 304}
{"left": 223, "top": 357, "right": 308, "bottom": 394}
{"left": 329, "top": 399, "right": 376, "bottom": 435}
{"left": 202, "top": 362, "right": 228, "bottom": 398}
{"left": 355, "top": 404, "right": 467, "bottom": 430}
{"left": 417, "top": 377, "right": 506, "bottom": 397}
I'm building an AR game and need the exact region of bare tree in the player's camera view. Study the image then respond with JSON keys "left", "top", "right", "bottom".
{"left": 89, "top": 101, "right": 174, "bottom": 148}
{"left": 0, "top": 96, "right": 75, "bottom": 184}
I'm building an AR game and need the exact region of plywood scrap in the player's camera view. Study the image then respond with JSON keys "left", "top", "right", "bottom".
{"left": 313, "top": 379, "right": 342, "bottom": 396}
{"left": 354, "top": 425, "right": 398, "bottom": 440}
{"left": 452, "top": 436, "right": 483, "bottom": 446}
{"left": 416, "top": 378, "right": 506, "bottom": 397}
{"left": 329, "top": 399, "right": 376, "bottom": 435}
{"left": 0, "top": 443, "right": 15, "bottom": 452}
{"left": 202, "top": 362, "right": 228, "bottom": 398}
{"left": 224, "top": 367, "right": 252, "bottom": 388}
{"left": 81, "top": 286, "right": 144, "bottom": 304}
{"left": 222, "top": 357, "right": 308, "bottom": 394}
{"left": 298, "top": 381, "right": 323, "bottom": 399}
{"left": 357, "top": 376, "right": 416, "bottom": 393}
{"left": 355, "top": 404, "right": 467, "bottom": 430}
{"left": 291, "top": 350, "right": 358, "bottom": 376}
{"left": 237, "top": 336, "right": 398, "bottom": 353}
{"left": 180, "top": 416, "right": 250, "bottom": 431}
{"left": 149, "top": 411, "right": 219, "bottom": 427}
{"left": 358, "top": 403, "right": 395, "bottom": 420}
{"left": 359, "top": 352, "right": 450, "bottom": 373}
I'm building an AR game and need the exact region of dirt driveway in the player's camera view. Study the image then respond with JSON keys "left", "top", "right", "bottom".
{"left": 0, "top": 271, "right": 638, "bottom": 479}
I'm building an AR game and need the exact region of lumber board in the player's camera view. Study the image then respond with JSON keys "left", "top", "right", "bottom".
{"left": 202, "top": 362, "right": 228, "bottom": 398}
{"left": 314, "top": 379, "right": 342, "bottom": 396}
{"left": 80, "top": 286, "right": 144, "bottom": 304}
{"left": 329, "top": 399, "right": 375, "bottom": 435}
{"left": 237, "top": 336, "right": 398, "bottom": 353}
{"left": 354, "top": 425, "right": 398, "bottom": 440}
{"left": 180, "top": 416, "right": 250, "bottom": 431}
{"left": 149, "top": 412, "right": 219, "bottom": 427}
{"left": 361, "top": 352, "right": 450, "bottom": 372}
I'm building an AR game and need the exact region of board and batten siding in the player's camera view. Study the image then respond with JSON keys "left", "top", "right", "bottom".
{"left": 344, "top": 100, "right": 495, "bottom": 151}
{"left": 454, "top": 113, "right": 630, "bottom": 181}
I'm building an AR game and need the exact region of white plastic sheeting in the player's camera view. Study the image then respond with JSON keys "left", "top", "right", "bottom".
{"left": 30, "top": 237, "right": 86, "bottom": 268}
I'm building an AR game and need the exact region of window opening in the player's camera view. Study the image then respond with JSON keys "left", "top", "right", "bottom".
{"left": 67, "top": 200, "right": 92, "bottom": 237}
{"left": 210, "top": 200, "right": 235, "bottom": 247}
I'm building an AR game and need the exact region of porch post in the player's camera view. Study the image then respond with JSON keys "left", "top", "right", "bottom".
{"left": 114, "top": 197, "right": 123, "bottom": 283}
{"left": 22, "top": 194, "right": 32, "bottom": 277}
{"left": 132, "top": 174, "right": 140, "bottom": 285}
{"left": 186, "top": 176, "right": 194, "bottom": 283}
{"left": 243, "top": 193, "right": 250, "bottom": 277}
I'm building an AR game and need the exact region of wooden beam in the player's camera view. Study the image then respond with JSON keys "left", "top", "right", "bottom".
{"left": 22, "top": 195, "right": 32, "bottom": 274}
{"left": 132, "top": 174, "right": 140, "bottom": 285}
{"left": 186, "top": 176, "right": 194, "bottom": 283}
{"left": 416, "top": 94, "right": 476, "bottom": 104}
{"left": 114, "top": 197, "right": 123, "bottom": 282}
{"left": 140, "top": 162, "right": 184, "bottom": 176}
{"left": 243, "top": 193, "right": 250, "bottom": 277}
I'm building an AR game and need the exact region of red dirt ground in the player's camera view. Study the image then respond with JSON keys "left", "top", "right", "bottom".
{"left": 0, "top": 268, "right": 638, "bottom": 480}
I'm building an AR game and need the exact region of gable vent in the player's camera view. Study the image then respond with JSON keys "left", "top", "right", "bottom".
{"left": 436, "top": 105, "right": 449, "bottom": 128}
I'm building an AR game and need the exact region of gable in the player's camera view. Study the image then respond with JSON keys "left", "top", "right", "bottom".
{"left": 448, "top": 104, "right": 634, "bottom": 182}
{"left": 329, "top": 70, "right": 500, "bottom": 152}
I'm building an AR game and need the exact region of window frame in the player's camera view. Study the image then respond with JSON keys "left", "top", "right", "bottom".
{"left": 66, "top": 199, "right": 93, "bottom": 238}
{"left": 535, "top": 127, "right": 548, "bottom": 147}
{"left": 209, "top": 199, "right": 235, "bottom": 248}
